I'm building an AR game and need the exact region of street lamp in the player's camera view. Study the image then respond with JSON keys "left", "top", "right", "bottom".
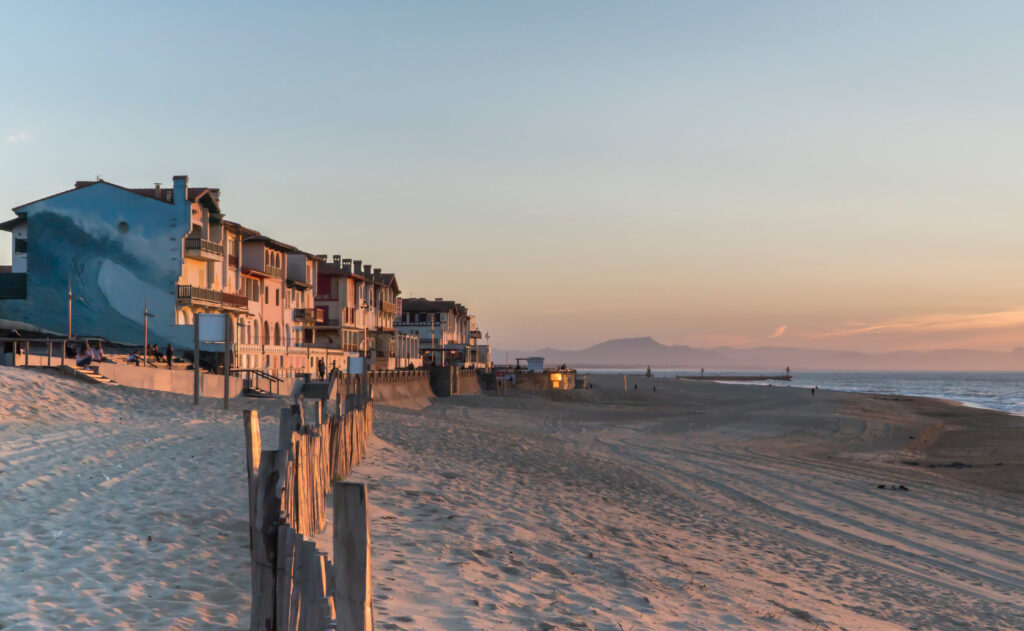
{"left": 66, "top": 275, "right": 86, "bottom": 338}
{"left": 143, "top": 300, "right": 156, "bottom": 367}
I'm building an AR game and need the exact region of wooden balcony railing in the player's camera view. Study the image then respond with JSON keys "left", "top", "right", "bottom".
{"left": 222, "top": 292, "right": 249, "bottom": 309}
{"left": 265, "top": 264, "right": 283, "bottom": 279}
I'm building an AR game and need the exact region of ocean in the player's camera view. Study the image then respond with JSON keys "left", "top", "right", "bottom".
{"left": 578, "top": 368, "right": 1024, "bottom": 416}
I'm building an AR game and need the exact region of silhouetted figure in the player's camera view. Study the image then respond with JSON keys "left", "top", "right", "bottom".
{"left": 166, "top": 343, "right": 174, "bottom": 369}
{"left": 75, "top": 341, "right": 92, "bottom": 368}
{"left": 811, "top": 387, "right": 816, "bottom": 396}
{"left": 653, "top": 385, "right": 657, "bottom": 393}
{"left": 634, "top": 384, "right": 638, "bottom": 391}
{"left": 317, "top": 358, "right": 326, "bottom": 380}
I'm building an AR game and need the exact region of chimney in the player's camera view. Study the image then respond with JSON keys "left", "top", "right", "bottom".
{"left": 342, "top": 258, "right": 352, "bottom": 273}
{"left": 172, "top": 175, "right": 188, "bottom": 206}
{"left": 154, "top": 183, "right": 162, "bottom": 198}
{"left": 316, "top": 254, "right": 327, "bottom": 262}
{"left": 332, "top": 255, "right": 341, "bottom": 265}
{"left": 372, "top": 267, "right": 381, "bottom": 281}
{"left": 363, "top": 264, "right": 372, "bottom": 277}
{"left": 434, "top": 297, "right": 443, "bottom": 301}
{"left": 352, "top": 260, "right": 362, "bottom": 276}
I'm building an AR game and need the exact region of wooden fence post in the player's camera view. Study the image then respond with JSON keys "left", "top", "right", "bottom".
{"left": 245, "top": 408, "right": 278, "bottom": 631}
{"left": 333, "top": 482, "right": 372, "bottom": 631}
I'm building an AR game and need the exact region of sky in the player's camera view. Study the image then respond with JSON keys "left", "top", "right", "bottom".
{"left": 2, "top": 1, "right": 1024, "bottom": 353}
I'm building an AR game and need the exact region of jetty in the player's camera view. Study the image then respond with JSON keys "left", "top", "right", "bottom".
{"left": 678, "top": 373, "right": 792, "bottom": 382}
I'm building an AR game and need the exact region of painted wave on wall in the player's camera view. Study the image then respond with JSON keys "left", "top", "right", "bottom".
{"left": 0, "top": 183, "right": 194, "bottom": 347}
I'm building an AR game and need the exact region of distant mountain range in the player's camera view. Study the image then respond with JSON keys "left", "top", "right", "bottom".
{"left": 496, "top": 337, "right": 1024, "bottom": 371}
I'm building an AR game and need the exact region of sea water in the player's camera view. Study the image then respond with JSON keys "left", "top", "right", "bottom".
{"left": 578, "top": 369, "right": 1024, "bottom": 416}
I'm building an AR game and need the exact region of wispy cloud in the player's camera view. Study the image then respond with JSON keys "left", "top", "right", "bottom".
{"left": 5, "top": 132, "right": 29, "bottom": 143}
{"left": 818, "top": 309, "right": 1024, "bottom": 338}
{"left": 769, "top": 325, "right": 787, "bottom": 338}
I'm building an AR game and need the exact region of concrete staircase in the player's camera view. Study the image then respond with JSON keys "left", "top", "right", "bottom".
{"left": 59, "top": 364, "right": 119, "bottom": 386}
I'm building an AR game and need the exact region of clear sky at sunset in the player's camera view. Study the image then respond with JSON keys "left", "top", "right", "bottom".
{"left": 2, "top": 1, "right": 1023, "bottom": 352}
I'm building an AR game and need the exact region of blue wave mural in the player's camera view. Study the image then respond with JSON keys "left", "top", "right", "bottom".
{"left": 0, "top": 182, "right": 196, "bottom": 347}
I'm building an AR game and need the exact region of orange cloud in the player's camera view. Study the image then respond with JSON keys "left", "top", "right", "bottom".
{"left": 817, "top": 308, "right": 1024, "bottom": 339}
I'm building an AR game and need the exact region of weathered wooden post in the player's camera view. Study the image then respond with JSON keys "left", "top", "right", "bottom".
{"left": 243, "top": 410, "right": 280, "bottom": 631}
{"left": 333, "top": 482, "right": 372, "bottom": 631}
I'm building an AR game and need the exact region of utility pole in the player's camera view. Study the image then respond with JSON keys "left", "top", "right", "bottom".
{"left": 66, "top": 275, "right": 73, "bottom": 339}
{"left": 143, "top": 300, "right": 155, "bottom": 367}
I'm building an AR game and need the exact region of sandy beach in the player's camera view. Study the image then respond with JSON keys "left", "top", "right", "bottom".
{"left": 1, "top": 368, "right": 1022, "bottom": 630}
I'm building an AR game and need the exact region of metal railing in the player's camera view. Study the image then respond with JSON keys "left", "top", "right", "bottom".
{"left": 292, "top": 308, "right": 323, "bottom": 323}
{"left": 177, "top": 284, "right": 220, "bottom": 304}
{"left": 184, "top": 237, "right": 224, "bottom": 257}
{"left": 177, "top": 285, "right": 250, "bottom": 312}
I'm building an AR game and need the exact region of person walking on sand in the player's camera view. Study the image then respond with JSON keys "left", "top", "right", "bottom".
{"left": 166, "top": 343, "right": 174, "bottom": 370}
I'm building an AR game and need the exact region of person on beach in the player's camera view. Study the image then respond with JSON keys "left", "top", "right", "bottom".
{"left": 75, "top": 341, "right": 92, "bottom": 368}
{"left": 811, "top": 386, "right": 816, "bottom": 396}
{"left": 129, "top": 349, "right": 140, "bottom": 365}
{"left": 165, "top": 343, "right": 174, "bottom": 369}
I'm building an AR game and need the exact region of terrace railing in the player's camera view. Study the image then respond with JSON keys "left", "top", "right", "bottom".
{"left": 184, "top": 237, "right": 225, "bottom": 258}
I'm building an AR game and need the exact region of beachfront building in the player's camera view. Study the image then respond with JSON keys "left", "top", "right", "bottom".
{"left": 314, "top": 256, "right": 420, "bottom": 370}
{"left": 396, "top": 298, "right": 490, "bottom": 368}
{"left": 0, "top": 175, "right": 333, "bottom": 377}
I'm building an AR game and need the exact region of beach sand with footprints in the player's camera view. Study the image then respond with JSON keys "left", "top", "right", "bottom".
{"left": 1, "top": 367, "right": 1022, "bottom": 629}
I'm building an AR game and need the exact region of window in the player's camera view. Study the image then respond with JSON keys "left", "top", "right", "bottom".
{"left": 275, "top": 289, "right": 280, "bottom": 306}
{"left": 13, "top": 238, "right": 27, "bottom": 254}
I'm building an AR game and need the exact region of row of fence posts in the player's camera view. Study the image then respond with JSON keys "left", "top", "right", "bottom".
{"left": 243, "top": 374, "right": 375, "bottom": 631}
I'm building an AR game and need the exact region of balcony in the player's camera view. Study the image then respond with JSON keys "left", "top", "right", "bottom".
{"left": 293, "top": 308, "right": 324, "bottom": 323}
{"left": 177, "top": 284, "right": 220, "bottom": 305}
{"left": 184, "top": 237, "right": 224, "bottom": 261}
{"left": 221, "top": 292, "right": 249, "bottom": 311}
{"left": 265, "top": 264, "right": 283, "bottom": 279}
{"left": 177, "top": 285, "right": 250, "bottom": 313}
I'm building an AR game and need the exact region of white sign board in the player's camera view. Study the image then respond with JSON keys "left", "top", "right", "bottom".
{"left": 347, "top": 356, "right": 365, "bottom": 375}
{"left": 197, "top": 313, "right": 228, "bottom": 343}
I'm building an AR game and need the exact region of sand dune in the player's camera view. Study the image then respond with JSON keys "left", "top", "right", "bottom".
{"left": 1, "top": 367, "right": 1022, "bottom": 630}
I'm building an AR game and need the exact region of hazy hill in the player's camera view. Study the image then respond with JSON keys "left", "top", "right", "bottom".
{"left": 497, "top": 337, "right": 1024, "bottom": 371}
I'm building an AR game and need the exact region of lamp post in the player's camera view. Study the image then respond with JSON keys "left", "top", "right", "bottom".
{"left": 66, "top": 273, "right": 85, "bottom": 342}
{"left": 143, "top": 300, "right": 156, "bottom": 367}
